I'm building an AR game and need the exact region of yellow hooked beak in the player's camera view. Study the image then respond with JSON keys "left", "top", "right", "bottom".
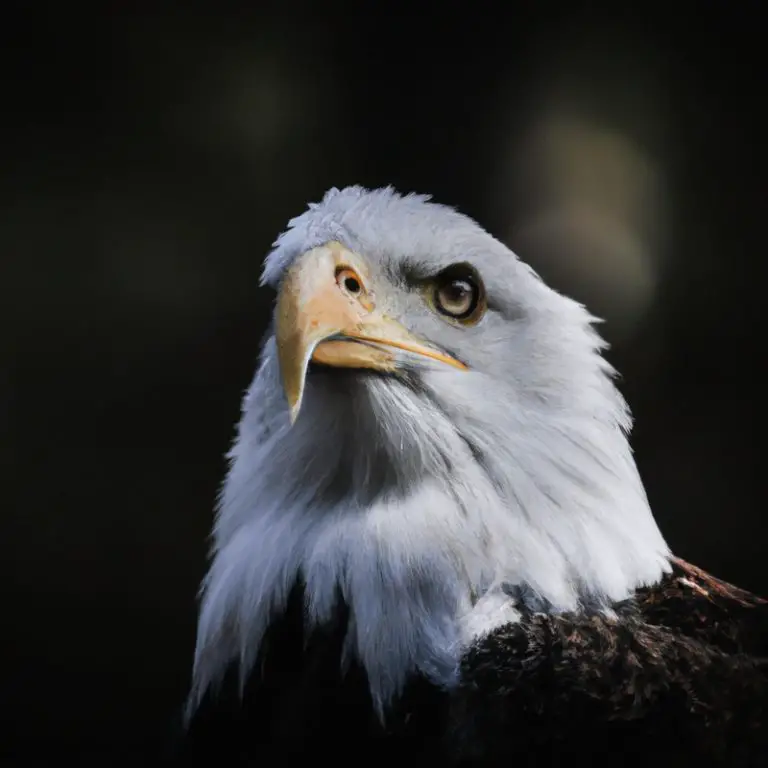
{"left": 275, "top": 241, "right": 468, "bottom": 422}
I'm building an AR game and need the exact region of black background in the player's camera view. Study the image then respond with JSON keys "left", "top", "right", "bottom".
{"left": 3, "top": 4, "right": 764, "bottom": 764}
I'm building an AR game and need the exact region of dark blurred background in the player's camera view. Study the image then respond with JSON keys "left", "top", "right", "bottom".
{"left": 3, "top": 4, "right": 764, "bottom": 764}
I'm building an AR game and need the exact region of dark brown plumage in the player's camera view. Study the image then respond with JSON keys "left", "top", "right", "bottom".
{"left": 174, "top": 559, "right": 767, "bottom": 766}
{"left": 452, "top": 558, "right": 768, "bottom": 766}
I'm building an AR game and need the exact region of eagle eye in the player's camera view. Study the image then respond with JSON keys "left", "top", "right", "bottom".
{"left": 429, "top": 263, "right": 486, "bottom": 325}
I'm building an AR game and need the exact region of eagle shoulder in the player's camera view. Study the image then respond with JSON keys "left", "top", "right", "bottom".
{"left": 449, "top": 559, "right": 768, "bottom": 766}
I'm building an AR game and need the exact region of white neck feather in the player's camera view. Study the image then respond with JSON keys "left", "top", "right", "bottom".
{"left": 189, "top": 336, "right": 670, "bottom": 716}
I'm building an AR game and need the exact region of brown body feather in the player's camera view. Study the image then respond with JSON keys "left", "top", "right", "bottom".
{"left": 452, "top": 559, "right": 768, "bottom": 765}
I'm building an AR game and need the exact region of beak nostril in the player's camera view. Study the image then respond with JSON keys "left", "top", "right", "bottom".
{"left": 344, "top": 276, "right": 361, "bottom": 294}
{"left": 335, "top": 266, "right": 364, "bottom": 296}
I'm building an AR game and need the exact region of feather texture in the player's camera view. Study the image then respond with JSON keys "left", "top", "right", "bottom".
{"left": 189, "top": 186, "right": 671, "bottom": 717}
{"left": 177, "top": 559, "right": 768, "bottom": 766}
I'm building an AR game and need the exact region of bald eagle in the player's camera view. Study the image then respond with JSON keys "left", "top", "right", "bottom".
{"left": 176, "top": 187, "right": 767, "bottom": 766}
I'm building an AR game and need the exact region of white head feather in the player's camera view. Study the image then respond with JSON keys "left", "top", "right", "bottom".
{"left": 189, "top": 186, "right": 670, "bottom": 716}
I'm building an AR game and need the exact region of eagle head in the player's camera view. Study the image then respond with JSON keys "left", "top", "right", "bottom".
{"left": 189, "top": 186, "right": 670, "bottom": 715}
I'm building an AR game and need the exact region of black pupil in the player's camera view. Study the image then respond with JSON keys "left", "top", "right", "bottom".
{"left": 445, "top": 280, "right": 470, "bottom": 303}
{"left": 344, "top": 276, "right": 361, "bottom": 293}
